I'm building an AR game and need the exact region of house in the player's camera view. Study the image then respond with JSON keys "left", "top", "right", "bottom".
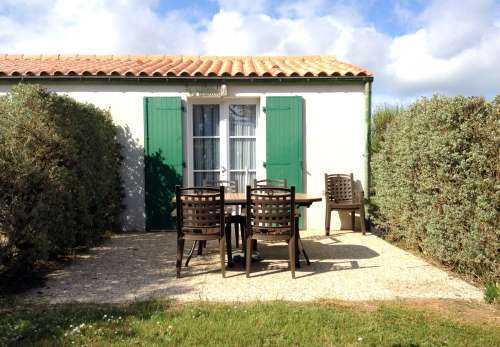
{"left": 0, "top": 55, "right": 373, "bottom": 232}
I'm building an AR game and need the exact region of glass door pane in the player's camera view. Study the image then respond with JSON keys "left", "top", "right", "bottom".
{"left": 192, "top": 104, "right": 220, "bottom": 186}
{"left": 228, "top": 104, "right": 256, "bottom": 192}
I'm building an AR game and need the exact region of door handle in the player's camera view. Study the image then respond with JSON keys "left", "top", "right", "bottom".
{"left": 221, "top": 166, "right": 227, "bottom": 173}
{"left": 263, "top": 161, "right": 267, "bottom": 168}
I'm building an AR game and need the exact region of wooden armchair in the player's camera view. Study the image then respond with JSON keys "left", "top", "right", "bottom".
{"left": 203, "top": 179, "right": 237, "bottom": 193}
{"left": 245, "top": 186, "right": 297, "bottom": 278}
{"left": 324, "top": 173, "right": 366, "bottom": 236}
{"left": 175, "top": 186, "right": 228, "bottom": 278}
{"left": 203, "top": 179, "right": 245, "bottom": 249}
{"left": 253, "top": 177, "right": 309, "bottom": 266}
{"left": 254, "top": 178, "right": 288, "bottom": 188}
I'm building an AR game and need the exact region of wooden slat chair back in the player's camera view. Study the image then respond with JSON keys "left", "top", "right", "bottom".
{"left": 175, "top": 185, "right": 227, "bottom": 278}
{"left": 326, "top": 174, "right": 353, "bottom": 202}
{"left": 255, "top": 176, "right": 303, "bottom": 223}
{"left": 254, "top": 178, "right": 288, "bottom": 188}
{"left": 245, "top": 186, "right": 297, "bottom": 278}
{"left": 324, "top": 173, "right": 366, "bottom": 235}
{"left": 203, "top": 178, "right": 238, "bottom": 193}
{"left": 202, "top": 178, "right": 245, "bottom": 248}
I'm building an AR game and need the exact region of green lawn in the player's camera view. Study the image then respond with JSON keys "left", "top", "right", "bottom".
{"left": 1, "top": 300, "right": 498, "bottom": 346}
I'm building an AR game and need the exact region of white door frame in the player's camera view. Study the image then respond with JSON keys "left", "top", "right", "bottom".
{"left": 185, "top": 97, "right": 261, "bottom": 187}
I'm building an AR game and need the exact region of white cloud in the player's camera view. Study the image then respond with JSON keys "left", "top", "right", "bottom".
{"left": 0, "top": 0, "right": 498, "bottom": 103}
{"left": 216, "top": 0, "right": 268, "bottom": 14}
{"left": 0, "top": 0, "right": 201, "bottom": 54}
{"left": 418, "top": 0, "right": 496, "bottom": 59}
{"left": 201, "top": 10, "right": 347, "bottom": 56}
{"left": 385, "top": 0, "right": 500, "bottom": 97}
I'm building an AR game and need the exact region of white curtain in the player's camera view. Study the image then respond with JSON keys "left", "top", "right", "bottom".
{"left": 229, "top": 105, "right": 256, "bottom": 136}
{"left": 193, "top": 138, "right": 219, "bottom": 170}
{"left": 193, "top": 105, "right": 220, "bottom": 186}
{"left": 230, "top": 172, "right": 256, "bottom": 192}
{"left": 229, "top": 105, "right": 256, "bottom": 192}
{"left": 230, "top": 138, "right": 255, "bottom": 170}
{"left": 193, "top": 104, "right": 219, "bottom": 136}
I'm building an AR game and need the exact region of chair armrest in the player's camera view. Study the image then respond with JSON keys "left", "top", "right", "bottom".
{"left": 353, "top": 190, "right": 364, "bottom": 203}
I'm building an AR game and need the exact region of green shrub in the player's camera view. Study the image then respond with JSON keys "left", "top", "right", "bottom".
{"left": 371, "top": 95, "right": 499, "bottom": 283}
{"left": 484, "top": 282, "right": 499, "bottom": 304}
{"left": 0, "top": 84, "right": 123, "bottom": 274}
{"left": 371, "top": 104, "right": 402, "bottom": 154}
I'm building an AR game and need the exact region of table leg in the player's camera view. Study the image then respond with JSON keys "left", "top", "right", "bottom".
{"left": 225, "top": 223, "right": 233, "bottom": 268}
{"left": 295, "top": 217, "right": 301, "bottom": 268}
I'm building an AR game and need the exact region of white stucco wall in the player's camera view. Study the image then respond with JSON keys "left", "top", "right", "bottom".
{"left": 0, "top": 81, "right": 368, "bottom": 232}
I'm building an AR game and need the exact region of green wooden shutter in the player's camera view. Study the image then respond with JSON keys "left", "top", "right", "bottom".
{"left": 144, "top": 96, "right": 183, "bottom": 231}
{"left": 266, "top": 96, "right": 304, "bottom": 192}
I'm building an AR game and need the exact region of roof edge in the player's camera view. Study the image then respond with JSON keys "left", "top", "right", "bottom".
{"left": 0, "top": 75, "right": 373, "bottom": 83}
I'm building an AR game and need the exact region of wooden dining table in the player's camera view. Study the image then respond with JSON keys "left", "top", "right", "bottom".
{"left": 222, "top": 192, "right": 322, "bottom": 208}
{"left": 173, "top": 192, "right": 322, "bottom": 268}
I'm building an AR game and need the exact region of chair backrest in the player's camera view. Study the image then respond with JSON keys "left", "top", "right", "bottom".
{"left": 202, "top": 179, "right": 238, "bottom": 193}
{"left": 246, "top": 185, "right": 295, "bottom": 235}
{"left": 325, "top": 173, "right": 353, "bottom": 202}
{"left": 175, "top": 186, "right": 225, "bottom": 236}
{"left": 253, "top": 178, "right": 288, "bottom": 188}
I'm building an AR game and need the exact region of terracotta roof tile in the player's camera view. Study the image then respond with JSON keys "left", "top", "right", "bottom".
{"left": 0, "top": 55, "right": 372, "bottom": 78}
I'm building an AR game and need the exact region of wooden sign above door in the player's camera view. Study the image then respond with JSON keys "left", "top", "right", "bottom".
{"left": 186, "top": 84, "right": 228, "bottom": 97}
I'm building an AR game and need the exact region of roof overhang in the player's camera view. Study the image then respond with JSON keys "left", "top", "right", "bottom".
{"left": 0, "top": 75, "right": 373, "bottom": 83}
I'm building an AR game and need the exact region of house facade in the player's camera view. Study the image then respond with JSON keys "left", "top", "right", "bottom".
{"left": 0, "top": 55, "right": 373, "bottom": 232}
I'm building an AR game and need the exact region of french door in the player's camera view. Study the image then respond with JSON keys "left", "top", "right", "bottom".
{"left": 191, "top": 101, "right": 257, "bottom": 192}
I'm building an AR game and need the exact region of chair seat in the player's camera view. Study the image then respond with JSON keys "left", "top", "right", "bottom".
{"left": 252, "top": 226, "right": 291, "bottom": 235}
{"left": 173, "top": 208, "right": 245, "bottom": 220}
{"left": 327, "top": 201, "right": 362, "bottom": 209}
{"left": 252, "top": 230, "right": 292, "bottom": 241}
{"left": 226, "top": 214, "right": 245, "bottom": 222}
{"left": 182, "top": 228, "right": 222, "bottom": 241}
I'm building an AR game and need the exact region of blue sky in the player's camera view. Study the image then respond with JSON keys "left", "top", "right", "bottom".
{"left": 152, "top": 0, "right": 427, "bottom": 37}
{"left": 0, "top": 0, "right": 499, "bottom": 105}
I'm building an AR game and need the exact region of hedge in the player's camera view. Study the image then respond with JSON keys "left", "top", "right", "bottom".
{"left": 0, "top": 84, "right": 123, "bottom": 274}
{"left": 371, "top": 95, "right": 499, "bottom": 283}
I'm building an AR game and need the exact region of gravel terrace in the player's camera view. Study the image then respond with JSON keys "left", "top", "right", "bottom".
{"left": 20, "top": 230, "right": 482, "bottom": 303}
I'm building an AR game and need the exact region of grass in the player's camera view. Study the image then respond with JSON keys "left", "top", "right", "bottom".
{"left": 0, "top": 300, "right": 499, "bottom": 346}
{"left": 485, "top": 283, "right": 499, "bottom": 304}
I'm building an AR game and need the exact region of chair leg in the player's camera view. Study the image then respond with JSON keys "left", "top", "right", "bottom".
{"left": 299, "top": 237, "right": 311, "bottom": 266}
{"left": 289, "top": 236, "right": 296, "bottom": 279}
{"left": 351, "top": 210, "right": 356, "bottom": 231}
{"left": 197, "top": 240, "right": 203, "bottom": 255}
{"left": 246, "top": 237, "right": 253, "bottom": 278}
{"left": 234, "top": 222, "right": 239, "bottom": 248}
{"left": 240, "top": 221, "right": 245, "bottom": 249}
{"left": 295, "top": 217, "right": 301, "bottom": 268}
{"left": 185, "top": 241, "right": 197, "bottom": 267}
{"left": 360, "top": 206, "right": 367, "bottom": 235}
{"left": 219, "top": 236, "right": 226, "bottom": 278}
{"left": 225, "top": 224, "right": 233, "bottom": 268}
{"left": 176, "top": 238, "right": 185, "bottom": 278}
{"left": 325, "top": 207, "right": 331, "bottom": 236}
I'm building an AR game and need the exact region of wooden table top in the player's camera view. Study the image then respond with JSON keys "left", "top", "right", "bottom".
{"left": 226, "top": 192, "right": 321, "bottom": 205}
{"left": 173, "top": 192, "right": 322, "bottom": 207}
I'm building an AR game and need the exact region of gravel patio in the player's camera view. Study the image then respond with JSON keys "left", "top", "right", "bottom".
{"left": 21, "top": 230, "right": 483, "bottom": 303}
